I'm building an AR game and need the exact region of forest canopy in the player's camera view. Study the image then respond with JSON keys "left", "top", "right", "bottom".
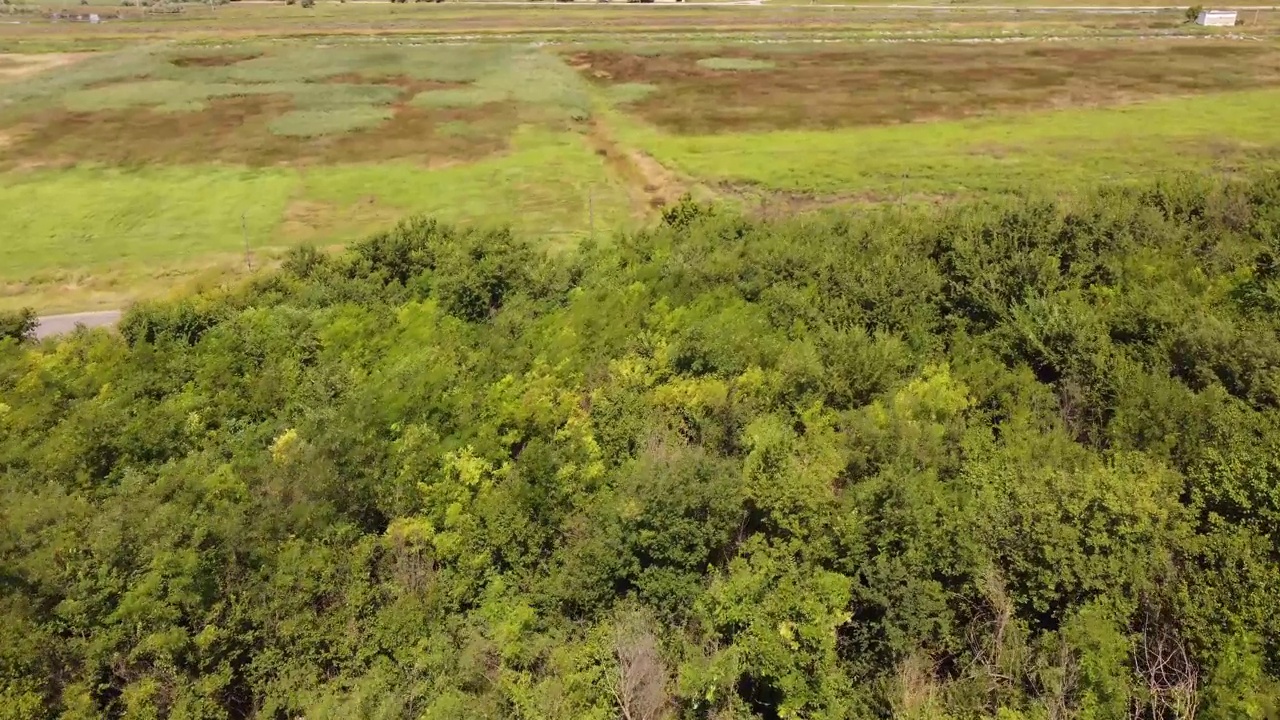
{"left": 4, "top": 174, "right": 1280, "bottom": 719}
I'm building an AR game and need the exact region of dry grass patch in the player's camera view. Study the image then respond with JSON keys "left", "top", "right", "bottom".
{"left": 573, "top": 41, "right": 1280, "bottom": 134}
{"left": 279, "top": 198, "right": 402, "bottom": 245}
{"left": 0, "top": 93, "right": 518, "bottom": 168}
{"left": 0, "top": 52, "right": 93, "bottom": 81}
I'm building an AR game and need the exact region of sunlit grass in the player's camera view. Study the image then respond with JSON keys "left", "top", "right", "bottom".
{"left": 623, "top": 89, "right": 1280, "bottom": 196}
{"left": 605, "top": 82, "right": 659, "bottom": 104}
{"left": 0, "top": 166, "right": 297, "bottom": 274}
{"left": 0, "top": 128, "right": 634, "bottom": 311}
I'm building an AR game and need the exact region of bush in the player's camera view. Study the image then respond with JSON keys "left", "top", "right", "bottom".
{"left": 1186, "top": 4, "right": 1203, "bottom": 21}
{"left": 0, "top": 307, "right": 37, "bottom": 343}
{"left": 300, "top": 0, "right": 314, "bottom": 7}
{"left": 282, "top": 245, "right": 327, "bottom": 279}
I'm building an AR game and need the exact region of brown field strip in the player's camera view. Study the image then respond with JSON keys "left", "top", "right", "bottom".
{"left": 573, "top": 40, "right": 1280, "bottom": 133}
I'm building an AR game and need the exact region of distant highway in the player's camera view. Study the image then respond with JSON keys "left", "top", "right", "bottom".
{"left": 34, "top": 310, "right": 122, "bottom": 340}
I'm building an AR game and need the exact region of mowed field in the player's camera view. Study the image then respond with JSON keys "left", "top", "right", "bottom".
{"left": 2, "top": 2, "right": 1280, "bottom": 312}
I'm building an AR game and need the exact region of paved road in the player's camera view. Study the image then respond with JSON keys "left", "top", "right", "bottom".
{"left": 34, "top": 310, "right": 123, "bottom": 340}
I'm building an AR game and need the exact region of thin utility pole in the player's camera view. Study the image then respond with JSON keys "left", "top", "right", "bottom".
{"left": 242, "top": 213, "right": 252, "bottom": 271}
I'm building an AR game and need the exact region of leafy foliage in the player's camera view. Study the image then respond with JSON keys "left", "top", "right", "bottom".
{"left": 0, "top": 307, "right": 35, "bottom": 343}
{"left": 5, "top": 174, "right": 1280, "bottom": 719}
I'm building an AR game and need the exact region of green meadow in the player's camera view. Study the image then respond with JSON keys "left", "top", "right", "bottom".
{"left": 625, "top": 89, "right": 1280, "bottom": 199}
{"left": 3, "top": 25, "right": 1280, "bottom": 312}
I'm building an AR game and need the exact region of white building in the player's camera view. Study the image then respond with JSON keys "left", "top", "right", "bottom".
{"left": 1196, "top": 9, "right": 1238, "bottom": 26}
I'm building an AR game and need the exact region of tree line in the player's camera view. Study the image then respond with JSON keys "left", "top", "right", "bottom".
{"left": 3, "top": 174, "right": 1280, "bottom": 718}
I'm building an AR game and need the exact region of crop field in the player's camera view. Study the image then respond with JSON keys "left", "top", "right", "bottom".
{"left": 1, "top": 3, "right": 1280, "bottom": 312}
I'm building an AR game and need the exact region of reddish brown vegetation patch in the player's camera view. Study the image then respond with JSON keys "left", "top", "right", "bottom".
{"left": 571, "top": 42, "right": 1280, "bottom": 134}
{"left": 170, "top": 52, "right": 261, "bottom": 68}
{"left": 0, "top": 88, "right": 517, "bottom": 169}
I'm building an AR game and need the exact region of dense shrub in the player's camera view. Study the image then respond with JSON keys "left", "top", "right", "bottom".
{"left": 0, "top": 307, "right": 36, "bottom": 343}
{"left": 4, "top": 174, "right": 1280, "bottom": 718}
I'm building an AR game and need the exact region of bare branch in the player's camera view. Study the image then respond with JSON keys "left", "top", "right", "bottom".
{"left": 1133, "top": 599, "right": 1199, "bottom": 720}
{"left": 614, "top": 612, "right": 672, "bottom": 720}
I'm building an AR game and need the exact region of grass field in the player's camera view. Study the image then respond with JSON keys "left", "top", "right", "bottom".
{"left": 2, "top": 2, "right": 1280, "bottom": 312}
{"left": 628, "top": 90, "right": 1280, "bottom": 198}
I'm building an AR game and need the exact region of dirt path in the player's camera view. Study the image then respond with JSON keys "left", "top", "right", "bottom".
{"left": 586, "top": 114, "right": 688, "bottom": 217}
